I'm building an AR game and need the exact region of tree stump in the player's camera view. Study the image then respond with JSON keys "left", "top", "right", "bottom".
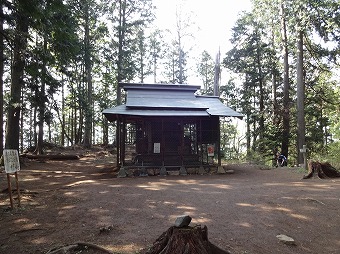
{"left": 303, "top": 161, "right": 340, "bottom": 179}
{"left": 144, "top": 225, "right": 230, "bottom": 254}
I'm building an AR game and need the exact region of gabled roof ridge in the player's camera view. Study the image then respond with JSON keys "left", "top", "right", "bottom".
{"left": 120, "top": 82, "right": 200, "bottom": 91}
{"left": 195, "top": 94, "right": 220, "bottom": 98}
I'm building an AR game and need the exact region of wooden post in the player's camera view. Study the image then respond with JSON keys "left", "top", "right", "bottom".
{"left": 7, "top": 173, "right": 14, "bottom": 209}
{"left": 15, "top": 172, "right": 21, "bottom": 207}
{"left": 299, "top": 145, "right": 307, "bottom": 170}
{"left": 300, "top": 145, "right": 308, "bottom": 170}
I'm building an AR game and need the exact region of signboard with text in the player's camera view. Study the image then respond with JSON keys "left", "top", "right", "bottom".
{"left": 154, "top": 143, "right": 161, "bottom": 153}
{"left": 3, "top": 149, "right": 21, "bottom": 174}
{"left": 207, "top": 145, "right": 215, "bottom": 157}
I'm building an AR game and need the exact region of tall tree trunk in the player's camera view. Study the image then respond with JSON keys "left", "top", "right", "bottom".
{"left": 213, "top": 50, "right": 220, "bottom": 96}
{"left": 296, "top": 30, "right": 305, "bottom": 164}
{"left": 83, "top": 3, "right": 92, "bottom": 148}
{"left": 281, "top": 0, "right": 290, "bottom": 159}
{"left": 102, "top": 116, "right": 109, "bottom": 146}
{"left": 255, "top": 34, "right": 264, "bottom": 149}
{"left": 0, "top": 5, "right": 4, "bottom": 155}
{"left": 153, "top": 50, "right": 157, "bottom": 83}
{"left": 5, "top": 2, "right": 28, "bottom": 151}
{"left": 20, "top": 91, "right": 24, "bottom": 153}
{"left": 33, "top": 106, "right": 37, "bottom": 147}
{"left": 61, "top": 76, "right": 65, "bottom": 146}
{"left": 35, "top": 36, "right": 47, "bottom": 155}
{"left": 178, "top": 47, "right": 183, "bottom": 84}
{"left": 70, "top": 108, "right": 74, "bottom": 145}
{"left": 116, "top": 0, "right": 126, "bottom": 105}
{"left": 246, "top": 113, "right": 251, "bottom": 156}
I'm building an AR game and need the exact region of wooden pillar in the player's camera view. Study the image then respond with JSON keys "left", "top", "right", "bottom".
{"left": 179, "top": 119, "right": 187, "bottom": 175}
{"left": 160, "top": 118, "right": 167, "bottom": 176}
{"left": 117, "top": 116, "right": 127, "bottom": 177}
{"left": 198, "top": 119, "right": 205, "bottom": 174}
{"left": 121, "top": 118, "right": 126, "bottom": 166}
{"left": 217, "top": 117, "right": 225, "bottom": 174}
{"left": 116, "top": 117, "right": 120, "bottom": 169}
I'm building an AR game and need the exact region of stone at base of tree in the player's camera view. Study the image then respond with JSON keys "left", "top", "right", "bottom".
{"left": 276, "top": 234, "right": 296, "bottom": 245}
{"left": 225, "top": 169, "right": 234, "bottom": 174}
{"left": 160, "top": 166, "right": 167, "bottom": 176}
{"left": 199, "top": 166, "right": 205, "bottom": 175}
{"left": 179, "top": 166, "right": 187, "bottom": 175}
{"left": 117, "top": 167, "right": 127, "bottom": 178}
{"left": 175, "top": 215, "right": 192, "bottom": 227}
{"left": 217, "top": 166, "right": 225, "bottom": 174}
{"left": 144, "top": 225, "right": 231, "bottom": 254}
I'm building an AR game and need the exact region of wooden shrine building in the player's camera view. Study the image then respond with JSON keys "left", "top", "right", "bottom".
{"left": 103, "top": 83, "right": 243, "bottom": 177}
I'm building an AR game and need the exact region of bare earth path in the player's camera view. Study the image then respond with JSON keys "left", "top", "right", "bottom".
{"left": 1, "top": 149, "right": 340, "bottom": 254}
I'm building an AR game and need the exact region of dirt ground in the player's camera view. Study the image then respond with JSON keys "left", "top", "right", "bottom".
{"left": 1, "top": 147, "right": 340, "bottom": 254}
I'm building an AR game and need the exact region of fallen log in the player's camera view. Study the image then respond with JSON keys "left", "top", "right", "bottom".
{"left": 303, "top": 161, "right": 340, "bottom": 179}
{"left": 20, "top": 154, "right": 79, "bottom": 161}
{"left": 144, "top": 225, "right": 230, "bottom": 254}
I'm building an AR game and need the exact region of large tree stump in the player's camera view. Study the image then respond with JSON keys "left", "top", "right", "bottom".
{"left": 145, "top": 225, "right": 230, "bottom": 254}
{"left": 303, "top": 161, "right": 340, "bottom": 179}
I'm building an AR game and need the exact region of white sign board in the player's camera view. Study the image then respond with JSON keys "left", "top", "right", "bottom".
{"left": 153, "top": 143, "right": 161, "bottom": 153}
{"left": 3, "top": 149, "right": 20, "bottom": 173}
{"left": 207, "top": 145, "right": 215, "bottom": 157}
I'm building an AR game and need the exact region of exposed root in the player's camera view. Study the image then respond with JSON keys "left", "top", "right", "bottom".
{"left": 46, "top": 242, "right": 115, "bottom": 254}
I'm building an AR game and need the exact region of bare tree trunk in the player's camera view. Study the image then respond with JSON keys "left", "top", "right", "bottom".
{"left": 0, "top": 5, "right": 4, "bottom": 155}
{"left": 83, "top": 3, "right": 92, "bottom": 148}
{"left": 281, "top": 0, "right": 290, "bottom": 159}
{"left": 296, "top": 30, "right": 305, "bottom": 165}
{"left": 35, "top": 36, "right": 47, "bottom": 155}
{"left": 20, "top": 91, "right": 24, "bottom": 153}
{"left": 61, "top": 76, "right": 65, "bottom": 146}
{"left": 33, "top": 106, "right": 37, "bottom": 147}
{"left": 116, "top": 0, "right": 126, "bottom": 105}
{"left": 255, "top": 34, "right": 264, "bottom": 149}
{"left": 102, "top": 116, "right": 109, "bottom": 146}
{"left": 5, "top": 3, "right": 28, "bottom": 151}
{"left": 213, "top": 50, "right": 220, "bottom": 96}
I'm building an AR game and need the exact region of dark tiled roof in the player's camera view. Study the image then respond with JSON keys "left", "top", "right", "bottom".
{"left": 103, "top": 83, "right": 243, "bottom": 121}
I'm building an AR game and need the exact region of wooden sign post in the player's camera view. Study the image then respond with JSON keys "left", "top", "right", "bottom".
{"left": 3, "top": 149, "right": 21, "bottom": 209}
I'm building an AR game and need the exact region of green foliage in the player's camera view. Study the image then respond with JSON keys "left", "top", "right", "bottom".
{"left": 197, "top": 50, "right": 214, "bottom": 95}
{"left": 220, "top": 120, "right": 246, "bottom": 161}
{"left": 310, "top": 141, "right": 340, "bottom": 169}
{"left": 245, "top": 150, "right": 267, "bottom": 166}
{"left": 2, "top": 0, "right": 340, "bottom": 152}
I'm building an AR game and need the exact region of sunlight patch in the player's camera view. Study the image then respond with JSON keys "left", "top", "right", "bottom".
{"left": 137, "top": 182, "right": 173, "bottom": 190}
{"left": 238, "top": 222, "right": 252, "bottom": 228}
{"left": 176, "top": 205, "right": 196, "bottom": 211}
{"left": 195, "top": 216, "right": 211, "bottom": 224}
{"left": 107, "top": 243, "right": 142, "bottom": 253}
{"left": 236, "top": 203, "right": 254, "bottom": 207}
{"left": 290, "top": 213, "right": 310, "bottom": 220}
{"left": 67, "top": 179, "right": 96, "bottom": 187}
{"left": 61, "top": 205, "right": 76, "bottom": 210}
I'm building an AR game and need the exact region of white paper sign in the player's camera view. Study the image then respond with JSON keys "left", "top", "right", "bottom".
{"left": 3, "top": 149, "right": 20, "bottom": 173}
{"left": 207, "top": 145, "right": 215, "bottom": 157}
{"left": 153, "top": 143, "right": 160, "bottom": 153}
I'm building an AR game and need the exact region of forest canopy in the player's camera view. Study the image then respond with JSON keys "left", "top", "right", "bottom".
{"left": 1, "top": 0, "right": 339, "bottom": 167}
